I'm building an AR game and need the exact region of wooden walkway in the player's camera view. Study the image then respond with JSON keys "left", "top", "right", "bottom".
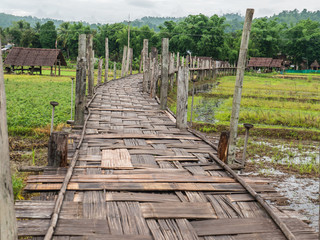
{"left": 16, "top": 74, "right": 318, "bottom": 239}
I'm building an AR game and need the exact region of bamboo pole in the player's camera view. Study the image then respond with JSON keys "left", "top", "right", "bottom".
{"left": 143, "top": 39, "right": 149, "bottom": 92}
{"left": 121, "top": 46, "right": 128, "bottom": 78}
{"left": 228, "top": 9, "right": 254, "bottom": 164}
{"left": 105, "top": 38, "right": 109, "bottom": 82}
{"left": 160, "top": 38, "right": 169, "bottom": 110}
{"left": 74, "top": 34, "right": 87, "bottom": 126}
{"left": 87, "top": 34, "right": 94, "bottom": 96}
{"left": 0, "top": 38, "right": 18, "bottom": 240}
{"left": 176, "top": 66, "right": 189, "bottom": 129}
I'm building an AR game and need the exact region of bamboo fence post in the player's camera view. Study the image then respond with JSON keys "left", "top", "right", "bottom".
{"left": 0, "top": 38, "right": 18, "bottom": 240}
{"left": 160, "top": 38, "right": 169, "bottom": 110}
{"left": 105, "top": 37, "right": 109, "bottom": 82}
{"left": 74, "top": 34, "right": 87, "bottom": 126}
{"left": 113, "top": 62, "right": 117, "bottom": 80}
{"left": 143, "top": 39, "right": 149, "bottom": 92}
{"left": 228, "top": 8, "right": 254, "bottom": 164}
{"left": 130, "top": 48, "right": 133, "bottom": 75}
{"left": 97, "top": 58, "right": 103, "bottom": 85}
{"left": 121, "top": 46, "right": 128, "bottom": 78}
{"left": 176, "top": 66, "right": 189, "bottom": 129}
{"left": 87, "top": 34, "right": 94, "bottom": 96}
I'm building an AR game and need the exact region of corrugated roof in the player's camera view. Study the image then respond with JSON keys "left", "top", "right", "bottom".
{"left": 4, "top": 47, "right": 67, "bottom": 67}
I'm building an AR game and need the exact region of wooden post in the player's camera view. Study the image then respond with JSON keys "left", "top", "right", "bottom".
{"left": 228, "top": 9, "right": 254, "bottom": 164}
{"left": 121, "top": 46, "right": 128, "bottom": 78}
{"left": 130, "top": 48, "right": 133, "bottom": 75}
{"left": 0, "top": 39, "right": 18, "bottom": 240}
{"left": 97, "top": 58, "right": 103, "bottom": 85}
{"left": 125, "top": 19, "right": 131, "bottom": 76}
{"left": 74, "top": 34, "right": 87, "bottom": 126}
{"left": 105, "top": 38, "right": 109, "bottom": 82}
{"left": 160, "top": 38, "right": 169, "bottom": 110}
{"left": 51, "top": 66, "right": 53, "bottom": 75}
{"left": 190, "top": 79, "right": 195, "bottom": 126}
{"left": 47, "top": 132, "right": 68, "bottom": 167}
{"left": 143, "top": 39, "right": 149, "bottom": 92}
{"left": 176, "top": 66, "right": 189, "bottom": 129}
{"left": 150, "top": 47, "right": 159, "bottom": 98}
{"left": 218, "top": 131, "right": 230, "bottom": 163}
{"left": 125, "top": 45, "right": 130, "bottom": 76}
{"left": 139, "top": 50, "right": 143, "bottom": 73}
{"left": 87, "top": 34, "right": 94, "bottom": 96}
{"left": 113, "top": 62, "right": 117, "bottom": 80}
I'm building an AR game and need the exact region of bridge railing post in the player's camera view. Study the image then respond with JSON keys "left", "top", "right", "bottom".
{"left": 176, "top": 66, "right": 189, "bottom": 129}
{"left": 105, "top": 38, "right": 109, "bottom": 82}
{"left": 75, "top": 34, "right": 87, "bottom": 126}
{"left": 143, "top": 39, "right": 149, "bottom": 92}
{"left": 160, "top": 38, "right": 169, "bottom": 110}
{"left": 87, "top": 34, "right": 94, "bottom": 97}
{"left": 0, "top": 38, "right": 18, "bottom": 240}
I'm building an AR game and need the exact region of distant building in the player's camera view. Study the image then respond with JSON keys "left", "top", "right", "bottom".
{"left": 247, "top": 57, "right": 283, "bottom": 72}
{"left": 310, "top": 60, "right": 319, "bottom": 70}
{"left": 4, "top": 47, "right": 67, "bottom": 75}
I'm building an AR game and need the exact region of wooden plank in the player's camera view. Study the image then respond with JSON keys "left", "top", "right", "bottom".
{"left": 227, "top": 193, "right": 255, "bottom": 202}
{"left": 101, "top": 149, "right": 133, "bottom": 169}
{"left": 106, "top": 192, "right": 180, "bottom": 202}
{"left": 191, "top": 218, "right": 278, "bottom": 236}
{"left": 141, "top": 202, "right": 216, "bottom": 219}
{"left": 83, "top": 134, "right": 200, "bottom": 140}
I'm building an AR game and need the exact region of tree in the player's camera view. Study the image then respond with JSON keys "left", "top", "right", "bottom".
{"left": 39, "top": 21, "right": 57, "bottom": 48}
{"left": 285, "top": 19, "right": 320, "bottom": 67}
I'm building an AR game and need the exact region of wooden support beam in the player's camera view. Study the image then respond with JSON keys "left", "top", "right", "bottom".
{"left": 105, "top": 37, "right": 109, "bottom": 82}
{"left": 0, "top": 38, "right": 18, "bottom": 240}
{"left": 113, "top": 62, "right": 117, "bottom": 80}
{"left": 143, "top": 39, "right": 149, "bottom": 92}
{"left": 150, "top": 47, "right": 158, "bottom": 98}
{"left": 228, "top": 9, "right": 254, "bottom": 164}
{"left": 87, "top": 34, "right": 94, "bottom": 96}
{"left": 47, "top": 132, "right": 68, "bottom": 167}
{"left": 160, "top": 38, "right": 169, "bottom": 110}
{"left": 74, "top": 34, "right": 87, "bottom": 126}
{"left": 176, "top": 66, "right": 189, "bottom": 129}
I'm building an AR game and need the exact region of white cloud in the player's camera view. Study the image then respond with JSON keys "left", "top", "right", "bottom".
{"left": 0, "top": 0, "right": 319, "bottom": 23}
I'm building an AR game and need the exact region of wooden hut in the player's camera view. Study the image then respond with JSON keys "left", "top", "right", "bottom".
{"left": 4, "top": 47, "right": 67, "bottom": 75}
{"left": 311, "top": 60, "right": 319, "bottom": 70}
{"left": 247, "top": 57, "right": 283, "bottom": 71}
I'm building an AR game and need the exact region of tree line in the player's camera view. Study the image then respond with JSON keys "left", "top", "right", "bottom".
{"left": 1, "top": 13, "right": 320, "bottom": 67}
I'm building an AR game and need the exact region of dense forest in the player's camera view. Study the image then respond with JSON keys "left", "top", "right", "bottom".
{"left": 1, "top": 9, "right": 320, "bottom": 67}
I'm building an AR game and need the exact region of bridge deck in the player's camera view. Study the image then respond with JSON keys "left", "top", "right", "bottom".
{"left": 16, "top": 74, "right": 318, "bottom": 239}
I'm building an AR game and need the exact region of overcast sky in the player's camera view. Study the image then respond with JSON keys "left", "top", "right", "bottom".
{"left": 1, "top": 0, "right": 319, "bottom": 23}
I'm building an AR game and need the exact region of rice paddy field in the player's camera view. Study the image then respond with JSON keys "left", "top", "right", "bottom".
{"left": 177, "top": 74, "right": 320, "bottom": 137}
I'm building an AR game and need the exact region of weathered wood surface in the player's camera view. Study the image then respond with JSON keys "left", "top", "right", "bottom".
{"left": 16, "top": 74, "right": 317, "bottom": 239}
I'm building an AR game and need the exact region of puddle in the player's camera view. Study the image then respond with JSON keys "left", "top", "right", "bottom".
{"left": 273, "top": 175, "right": 319, "bottom": 231}
{"left": 193, "top": 97, "right": 223, "bottom": 123}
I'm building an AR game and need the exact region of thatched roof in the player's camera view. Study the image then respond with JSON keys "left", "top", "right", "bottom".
{"left": 247, "top": 57, "right": 283, "bottom": 68}
{"left": 4, "top": 47, "right": 67, "bottom": 67}
{"left": 311, "top": 60, "right": 319, "bottom": 68}
{"left": 270, "top": 59, "right": 283, "bottom": 68}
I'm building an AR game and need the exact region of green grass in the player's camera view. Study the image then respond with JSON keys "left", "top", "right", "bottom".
{"left": 5, "top": 74, "right": 73, "bottom": 135}
{"left": 12, "top": 173, "right": 25, "bottom": 200}
{"left": 4, "top": 69, "right": 138, "bottom": 136}
{"left": 184, "top": 74, "right": 320, "bottom": 131}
